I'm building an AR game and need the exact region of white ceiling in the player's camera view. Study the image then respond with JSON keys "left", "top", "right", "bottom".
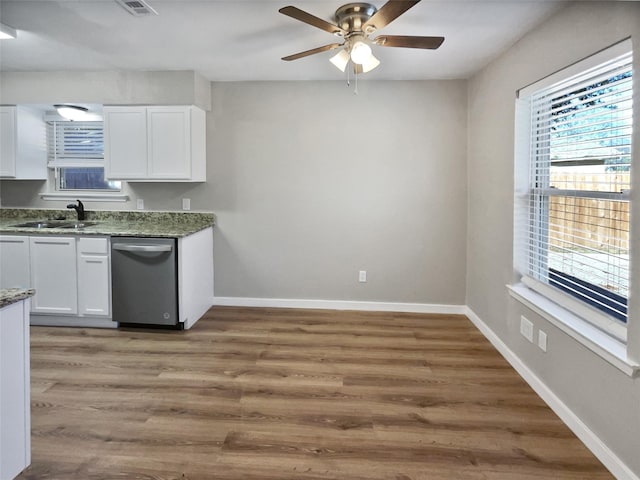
{"left": 0, "top": 0, "right": 566, "bottom": 81}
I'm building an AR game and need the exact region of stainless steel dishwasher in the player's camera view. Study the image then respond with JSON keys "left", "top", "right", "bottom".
{"left": 111, "top": 237, "right": 180, "bottom": 328}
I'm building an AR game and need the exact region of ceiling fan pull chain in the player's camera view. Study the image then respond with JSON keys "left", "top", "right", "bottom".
{"left": 354, "top": 68, "right": 359, "bottom": 95}
{"left": 346, "top": 60, "right": 351, "bottom": 87}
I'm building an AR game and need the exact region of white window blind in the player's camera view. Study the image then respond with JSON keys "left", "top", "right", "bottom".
{"left": 526, "top": 50, "right": 632, "bottom": 326}
{"left": 46, "top": 121, "right": 104, "bottom": 168}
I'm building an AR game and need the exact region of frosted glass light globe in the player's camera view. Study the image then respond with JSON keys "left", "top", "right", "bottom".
{"left": 350, "top": 41, "right": 372, "bottom": 65}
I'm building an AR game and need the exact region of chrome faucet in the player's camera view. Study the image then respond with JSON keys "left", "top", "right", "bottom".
{"left": 67, "top": 199, "right": 85, "bottom": 221}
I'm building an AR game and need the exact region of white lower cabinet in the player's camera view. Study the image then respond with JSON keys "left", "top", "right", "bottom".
{"left": 0, "top": 235, "right": 111, "bottom": 320}
{"left": 30, "top": 236, "right": 78, "bottom": 315}
{"left": 0, "top": 298, "right": 31, "bottom": 480}
{"left": 77, "top": 238, "right": 110, "bottom": 317}
{"left": 0, "top": 236, "right": 30, "bottom": 289}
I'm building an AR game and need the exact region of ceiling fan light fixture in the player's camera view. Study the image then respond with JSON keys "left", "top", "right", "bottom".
{"left": 360, "top": 53, "right": 380, "bottom": 73}
{"left": 329, "top": 49, "right": 350, "bottom": 72}
{"left": 349, "top": 39, "right": 371, "bottom": 65}
{"left": 54, "top": 104, "right": 89, "bottom": 121}
{"left": 0, "top": 22, "right": 17, "bottom": 40}
{"left": 279, "top": 1, "right": 444, "bottom": 77}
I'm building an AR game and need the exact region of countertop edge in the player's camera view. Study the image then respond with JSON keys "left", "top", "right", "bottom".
{"left": 0, "top": 224, "right": 214, "bottom": 238}
{"left": 0, "top": 288, "right": 35, "bottom": 309}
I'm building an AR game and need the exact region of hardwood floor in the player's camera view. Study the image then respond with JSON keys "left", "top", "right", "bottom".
{"left": 18, "top": 307, "right": 613, "bottom": 479}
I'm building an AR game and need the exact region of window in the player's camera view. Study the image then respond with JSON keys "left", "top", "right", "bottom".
{"left": 516, "top": 42, "right": 632, "bottom": 340}
{"left": 47, "top": 120, "right": 121, "bottom": 191}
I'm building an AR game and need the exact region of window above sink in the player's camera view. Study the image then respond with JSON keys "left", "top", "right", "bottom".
{"left": 46, "top": 105, "right": 122, "bottom": 193}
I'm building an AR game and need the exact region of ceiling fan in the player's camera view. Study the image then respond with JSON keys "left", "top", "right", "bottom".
{"left": 279, "top": 0, "right": 444, "bottom": 74}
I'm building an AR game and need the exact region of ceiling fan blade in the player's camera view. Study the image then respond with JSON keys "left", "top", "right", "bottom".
{"left": 374, "top": 35, "right": 444, "bottom": 49}
{"left": 279, "top": 6, "right": 346, "bottom": 36}
{"left": 282, "top": 43, "right": 343, "bottom": 61}
{"left": 363, "top": 1, "right": 421, "bottom": 32}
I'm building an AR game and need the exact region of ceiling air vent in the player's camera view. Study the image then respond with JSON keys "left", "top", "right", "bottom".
{"left": 115, "top": 0, "right": 158, "bottom": 16}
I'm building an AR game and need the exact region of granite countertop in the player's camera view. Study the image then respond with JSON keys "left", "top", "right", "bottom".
{"left": 0, "top": 209, "right": 216, "bottom": 238}
{"left": 0, "top": 288, "right": 36, "bottom": 308}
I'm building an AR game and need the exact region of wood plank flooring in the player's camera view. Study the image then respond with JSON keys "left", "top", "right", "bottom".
{"left": 18, "top": 307, "right": 613, "bottom": 479}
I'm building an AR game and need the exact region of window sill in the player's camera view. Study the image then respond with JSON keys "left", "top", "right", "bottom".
{"left": 40, "top": 192, "right": 129, "bottom": 203}
{"left": 507, "top": 283, "right": 639, "bottom": 378}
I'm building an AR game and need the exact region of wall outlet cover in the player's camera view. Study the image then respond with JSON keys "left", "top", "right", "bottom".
{"left": 182, "top": 198, "right": 191, "bottom": 211}
{"left": 136, "top": 199, "right": 144, "bottom": 210}
{"left": 358, "top": 270, "right": 367, "bottom": 283}
{"left": 538, "top": 330, "right": 548, "bottom": 352}
{"left": 520, "top": 316, "right": 534, "bottom": 343}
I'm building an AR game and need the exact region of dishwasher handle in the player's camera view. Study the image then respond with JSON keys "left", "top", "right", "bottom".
{"left": 113, "top": 243, "right": 172, "bottom": 253}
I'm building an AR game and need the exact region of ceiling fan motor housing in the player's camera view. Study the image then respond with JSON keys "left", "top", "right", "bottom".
{"left": 334, "top": 3, "right": 377, "bottom": 35}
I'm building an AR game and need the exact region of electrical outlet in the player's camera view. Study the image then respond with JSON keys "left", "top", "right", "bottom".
{"left": 520, "top": 316, "right": 534, "bottom": 343}
{"left": 136, "top": 198, "right": 144, "bottom": 210}
{"left": 358, "top": 270, "right": 367, "bottom": 283}
{"left": 538, "top": 330, "right": 548, "bottom": 352}
{"left": 182, "top": 198, "right": 191, "bottom": 211}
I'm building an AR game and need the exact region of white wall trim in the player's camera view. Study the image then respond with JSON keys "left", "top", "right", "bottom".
{"left": 30, "top": 315, "right": 116, "bottom": 329}
{"left": 213, "top": 296, "right": 467, "bottom": 315}
{"left": 40, "top": 192, "right": 129, "bottom": 202}
{"left": 508, "top": 284, "right": 638, "bottom": 377}
{"left": 465, "top": 306, "right": 639, "bottom": 480}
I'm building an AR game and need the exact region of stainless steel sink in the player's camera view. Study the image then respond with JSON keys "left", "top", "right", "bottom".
{"left": 12, "top": 220, "right": 69, "bottom": 228}
{"left": 59, "top": 222, "right": 97, "bottom": 229}
{"left": 12, "top": 220, "right": 97, "bottom": 229}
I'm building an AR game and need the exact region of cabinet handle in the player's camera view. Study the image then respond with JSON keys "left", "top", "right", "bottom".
{"left": 113, "top": 244, "right": 172, "bottom": 253}
{"left": 33, "top": 240, "right": 72, "bottom": 245}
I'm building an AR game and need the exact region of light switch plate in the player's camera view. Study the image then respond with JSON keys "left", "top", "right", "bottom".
{"left": 358, "top": 270, "right": 367, "bottom": 283}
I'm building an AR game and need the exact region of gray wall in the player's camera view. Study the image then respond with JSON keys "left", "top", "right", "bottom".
{"left": 206, "top": 81, "right": 468, "bottom": 302}
{"left": 0, "top": 80, "right": 468, "bottom": 305}
{"left": 0, "top": 70, "right": 211, "bottom": 110}
{"left": 466, "top": 1, "right": 640, "bottom": 475}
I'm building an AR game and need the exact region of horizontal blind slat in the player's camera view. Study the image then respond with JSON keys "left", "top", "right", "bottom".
{"left": 47, "top": 120, "right": 104, "bottom": 168}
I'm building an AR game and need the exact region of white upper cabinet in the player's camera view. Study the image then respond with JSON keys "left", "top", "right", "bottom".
{"left": 0, "top": 106, "right": 47, "bottom": 180}
{"left": 104, "top": 105, "right": 206, "bottom": 182}
{"left": 147, "top": 107, "right": 191, "bottom": 179}
{"left": 103, "top": 106, "right": 147, "bottom": 179}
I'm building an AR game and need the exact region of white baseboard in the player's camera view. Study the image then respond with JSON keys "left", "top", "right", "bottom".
{"left": 30, "top": 315, "right": 117, "bottom": 329}
{"left": 465, "top": 306, "right": 638, "bottom": 480}
{"left": 213, "top": 296, "right": 467, "bottom": 315}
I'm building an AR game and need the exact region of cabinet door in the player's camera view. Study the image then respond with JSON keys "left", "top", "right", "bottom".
{"left": 30, "top": 237, "right": 78, "bottom": 315}
{"left": 14, "top": 106, "right": 47, "bottom": 180}
{"left": 104, "top": 106, "right": 147, "bottom": 179}
{"left": 0, "top": 236, "right": 30, "bottom": 289}
{"left": 147, "top": 106, "right": 191, "bottom": 179}
{"left": 0, "top": 106, "right": 17, "bottom": 177}
{"left": 78, "top": 255, "right": 110, "bottom": 316}
{"left": 0, "top": 300, "right": 30, "bottom": 480}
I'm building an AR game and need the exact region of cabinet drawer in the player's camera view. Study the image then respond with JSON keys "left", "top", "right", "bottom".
{"left": 78, "top": 237, "right": 108, "bottom": 255}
